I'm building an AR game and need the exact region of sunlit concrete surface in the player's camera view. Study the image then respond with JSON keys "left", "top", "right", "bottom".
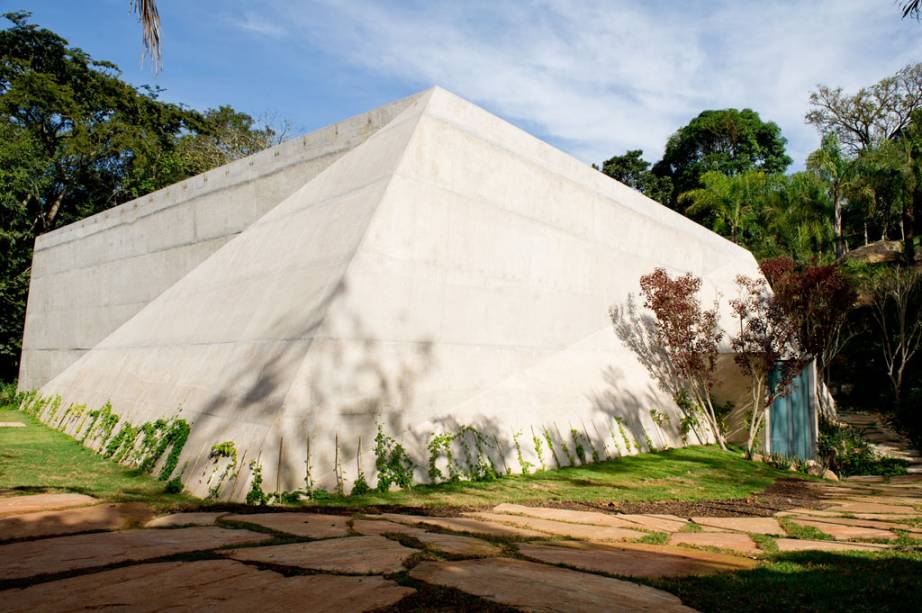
{"left": 21, "top": 87, "right": 763, "bottom": 498}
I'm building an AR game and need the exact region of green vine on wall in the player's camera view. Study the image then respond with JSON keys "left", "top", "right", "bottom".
{"left": 513, "top": 431, "right": 533, "bottom": 475}
{"left": 531, "top": 427, "right": 545, "bottom": 470}
{"left": 246, "top": 460, "right": 269, "bottom": 505}
{"left": 427, "top": 432, "right": 455, "bottom": 483}
{"left": 206, "top": 440, "right": 238, "bottom": 500}
{"left": 373, "top": 424, "right": 414, "bottom": 492}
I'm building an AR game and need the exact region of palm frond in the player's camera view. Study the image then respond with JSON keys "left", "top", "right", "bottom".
{"left": 130, "top": 0, "right": 161, "bottom": 72}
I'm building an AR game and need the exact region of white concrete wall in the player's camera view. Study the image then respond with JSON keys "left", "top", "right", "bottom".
{"left": 30, "top": 87, "right": 764, "bottom": 499}
{"left": 19, "top": 92, "right": 422, "bottom": 389}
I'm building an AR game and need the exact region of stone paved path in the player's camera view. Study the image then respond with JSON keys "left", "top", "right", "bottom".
{"left": 0, "top": 468, "right": 919, "bottom": 611}
{"left": 840, "top": 410, "right": 922, "bottom": 474}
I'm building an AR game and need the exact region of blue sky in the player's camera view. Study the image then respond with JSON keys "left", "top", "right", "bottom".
{"left": 9, "top": 1, "right": 922, "bottom": 169}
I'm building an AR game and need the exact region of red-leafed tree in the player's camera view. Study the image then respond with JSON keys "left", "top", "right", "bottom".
{"left": 730, "top": 274, "right": 805, "bottom": 455}
{"left": 635, "top": 268, "right": 727, "bottom": 449}
{"left": 759, "top": 257, "right": 857, "bottom": 416}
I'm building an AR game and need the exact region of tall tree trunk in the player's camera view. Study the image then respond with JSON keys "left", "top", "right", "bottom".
{"left": 834, "top": 192, "right": 844, "bottom": 258}
{"left": 45, "top": 190, "right": 65, "bottom": 229}
{"left": 905, "top": 191, "right": 919, "bottom": 265}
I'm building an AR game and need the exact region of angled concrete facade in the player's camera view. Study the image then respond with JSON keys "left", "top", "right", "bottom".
{"left": 21, "top": 88, "right": 763, "bottom": 499}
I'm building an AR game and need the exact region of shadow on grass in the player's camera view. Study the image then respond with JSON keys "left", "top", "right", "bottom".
{"left": 653, "top": 549, "right": 922, "bottom": 613}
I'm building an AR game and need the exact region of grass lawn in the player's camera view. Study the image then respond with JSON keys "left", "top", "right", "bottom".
{"left": 0, "top": 407, "right": 196, "bottom": 509}
{"left": 3, "top": 401, "right": 921, "bottom": 611}
{"left": 308, "top": 445, "right": 788, "bottom": 509}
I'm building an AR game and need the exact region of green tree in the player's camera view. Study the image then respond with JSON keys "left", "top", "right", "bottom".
{"left": 761, "top": 172, "right": 835, "bottom": 263}
{"left": 599, "top": 149, "right": 672, "bottom": 205}
{"left": 0, "top": 13, "right": 280, "bottom": 380}
{"left": 807, "top": 134, "right": 855, "bottom": 257}
{"left": 679, "top": 170, "right": 770, "bottom": 244}
{"left": 806, "top": 63, "right": 922, "bottom": 155}
{"left": 652, "top": 108, "right": 791, "bottom": 209}
{"left": 175, "top": 106, "right": 287, "bottom": 176}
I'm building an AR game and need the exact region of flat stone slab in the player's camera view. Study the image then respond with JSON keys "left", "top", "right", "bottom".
{"left": 788, "top": 518, "right": 898, "bottom": 541}
{"left": 617, "top": 514, "right": 689, "bottom": 533}
{"left": 223, "top": 513, "right": 350, "bottom": 538}
{"left": 775, "top": 538, "right": 892, "bottom": 552}
{"left": 691, "top": 517, "right": 785, "bottom": 536}
{"left": 845, "top": 496, "right": 922, "bottom": 507}
{"left": 464, "top": 511, "right": 647, "bottom": 542}
{"left": 410, "top": 558, "right": 696, "bottom": 612}
{"left": 852, "top": 512, "right": 922, "bottom": 521}
{"left": 519, "top": 541, "right": 757, "bottom": 578}
{"left": 775, "top": 508, "right": 852, "bottom": 518}
{"left": 822, "top": 501, "right": 917, "bottom": 514}
{"left": 225, "top": 535, "right": 415, "bottom": 574}
{"left": 146, "top": 512, "right": 228, "bottom": 528}
{"left": 492, "top": 503, "right": 641, "bottom": 528}
{"left": 788, "top": 514, "right": 919, "bottom": 533}
{"left": 0, "top": 422, "right": 25, "bottom": 427}
{"left": 0, "top": 526, "right": 268, "bottom": 580}
{"left": 0, "top": 559, "right": 413, "bottom": 612}
{"left": 351, "top": 517, "right": 429, "bottom": 538}
{"left": 415, "top": 532, "right": 502, "bottom": 557}
{"left": 0, "top": 493, "right": 98, "bottom": 516}
{"left": 0, "top": 503, "right": 153, "bottom": 540}
{"left": 669, "top": 531, "right": 760, "bottom": 555}
{"left": 379, "top": 513, "right": 546, "bottom": 538}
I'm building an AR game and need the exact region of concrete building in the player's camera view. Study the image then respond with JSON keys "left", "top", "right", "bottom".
{"left": 20, "top": 87, "right": 770, "bottom": 499}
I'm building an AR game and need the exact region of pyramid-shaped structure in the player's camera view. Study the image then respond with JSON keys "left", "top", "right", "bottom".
{"left": 23, "top": 88, "right": 762, "bottom": 498}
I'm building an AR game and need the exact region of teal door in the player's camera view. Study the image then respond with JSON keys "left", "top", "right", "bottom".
{"left": 769, "top": 361, "right": 816, "bottom": 460}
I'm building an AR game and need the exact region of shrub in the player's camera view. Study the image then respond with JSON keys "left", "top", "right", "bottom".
{"left": 818, "top": 417, "right": 909, "bottom": 477}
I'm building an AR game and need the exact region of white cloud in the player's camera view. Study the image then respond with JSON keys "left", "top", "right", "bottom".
{"left": 231, "top": 12, "right": 288, "bottom": 39}
{"left": 251, "top": 0, "right": 922, "bottom": 167}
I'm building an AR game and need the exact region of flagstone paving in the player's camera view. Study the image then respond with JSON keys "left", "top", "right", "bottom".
{"left": 0, "top": 503, "right": 153, "bottom": 540}
{"left": 668, "top": 531, "right": 761, "bottom": 555}
{"left": 822, "top": 501, "right": 917, "bottom": 514}
{"left": 492, "top": 503, "right": 642, "bottom": 528}
{"left": 224, "top": 535, "right": 417, "bottom": 574}
{"left": 690, "top": 516, "right": 785, "bottom": 535}
{"left": 787, "top": 517, "right": 900, "bottom": 540}
{"left": 616, "top": 513, "right": 689, "bottom": 532}
{"left": 0, "top": 560, "right": 413, "bottom": 613}
{"left": 786, "top": 514, "right": 920, "bottom": 532}
{"left": 774, "top": 538, "right": 893, "bottom": 552}
{"left": 410, "top": 558, "right": 697, "bottom": 612}
{"left": 350, "top": 517, "right": 430, "bottom": 538}
{"left": 0, "top": 526, "right": 268, "bottom": 580}
{"left": 0, "top": 492, "right": 97, "bottom": 515}
{"left": 4, "top": 416, "right": 922, "bottom": 612}
{"left": 414, "top": 531, "right": 503, "bottom": 557}
{"left": 222, "top": 512, "right": 350, "bottom": 538}
{"left": 378, "top": 512, "right": 548, "bottom": 538}
{"left": 145, "top": 511, "right": 228, "bottom": 527}
{"left": 464, "top": 511, "right": 647, "bottom": 542}
{"left": 518, "top": 541, "right": 757, "bottom": 577}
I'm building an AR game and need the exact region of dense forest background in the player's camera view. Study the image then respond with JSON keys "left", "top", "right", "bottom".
{"left": 2, "top": 13, "right": 920, "bottom": 444}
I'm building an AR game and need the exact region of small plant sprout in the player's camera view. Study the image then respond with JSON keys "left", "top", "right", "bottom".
{"left": 351, "top": 436, "right": 370, "bottom": 496}
{"left": 334, "top": 433, "right": 344, "bottom": 496}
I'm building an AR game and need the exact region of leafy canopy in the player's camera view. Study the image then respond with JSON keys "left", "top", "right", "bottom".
{"left": 652, "top": 108, "right": 791, "bottom": 209}
{"left": 0, "top": 12, "right": 281, "bottom": 381}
